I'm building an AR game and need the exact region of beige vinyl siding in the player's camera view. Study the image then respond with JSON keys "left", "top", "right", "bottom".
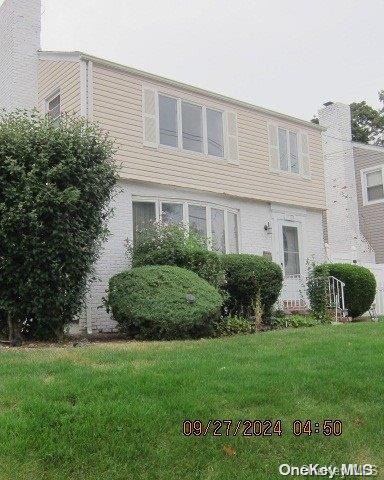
{"left": 38, "top": 60, "right": 81, "bottom": 114}
{"left": 92, "top": 63, "right": 325, "bottom": 210}
{"left": 354, "top": 146, "right": 384, "bottom": 262}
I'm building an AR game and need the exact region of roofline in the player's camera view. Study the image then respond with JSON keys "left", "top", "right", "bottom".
{"left": 352, "top": 141, "right": 384, "bottom": 153}
{"left": 38, "top": 50, "right": 325, "bottom": 132}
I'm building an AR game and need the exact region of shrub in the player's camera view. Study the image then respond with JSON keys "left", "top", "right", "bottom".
{"left": 314, "top": 263, "right": 376, "bottom": 318}
{"left": 307, "top": 261, "right": 332, "bottom": 322}
{"left": 215, "top": 315, "right": 254, "bottom": 336}
{"left": 107, "top": 265, "right": 223, "bottom": 340}
{"left": 222, "top": 254, "right": 283, "bottom": 320}
{"left": 128, "top": 223, "right": 225, "bottom": 288}
{"left": 270, "top": 314, "right": 319, "bottom": 329}
{"left": 0, "top": 111, "right": 117, "bottom": 341}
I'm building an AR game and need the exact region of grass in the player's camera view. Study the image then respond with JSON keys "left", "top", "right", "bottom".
{"left": 0, "top": 323, "right": 384, "bottom": 479}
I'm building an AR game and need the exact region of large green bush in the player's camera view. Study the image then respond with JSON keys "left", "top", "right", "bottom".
{"left": 107, "top": 265, "right": 223, "bottom": 339}
{"left": 222, "top": 254, "right": 283, "bottom": 320}
{"left": 314, "top": 263, "right": 376, "bottom": 318}
{"left": 128, "top": 223, "right": 225, "bottom": 288}
{"left": 0, "top": 111, "right": 117, "bottom": 341}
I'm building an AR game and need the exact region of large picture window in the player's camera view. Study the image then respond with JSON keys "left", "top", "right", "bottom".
{"left": 132, "top": 198, "right": 239, "bottom": 253}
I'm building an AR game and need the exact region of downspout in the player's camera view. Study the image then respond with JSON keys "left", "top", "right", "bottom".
{"left": 81, "top": 58, "right": 94, "bottom": 335}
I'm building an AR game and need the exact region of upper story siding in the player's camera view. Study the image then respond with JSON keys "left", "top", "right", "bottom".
{"left": 38, "top": 53, "right": 326, "bottom": 210}
{"left": 354, "top": 144, "right": 384, "bottom": 263}
{"left": 38, "top": 59, "right": 81, "bottom": 114}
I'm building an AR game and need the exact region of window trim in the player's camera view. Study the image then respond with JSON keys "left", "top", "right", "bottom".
{"left": 157, "top": 91, "right": 227, "bottom": 161}
{"left": 361, "top": 165, "right": 384, "bottom": 206}
{"left": 45, "top": 89, "right": 61, "bottom": 120}
{"left": 132, "top": 196, "right": 240, "bottom": 253}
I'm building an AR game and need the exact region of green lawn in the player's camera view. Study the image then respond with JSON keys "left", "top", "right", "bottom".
{"left": 0, "top": 323, "right": 383, "bottom": 480}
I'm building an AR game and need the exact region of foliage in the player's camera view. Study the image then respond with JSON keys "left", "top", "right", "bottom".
{"left": 307, "top": 261, "right": 331, "bottom": 322}
{"left": 221, "top": 254, "right": 283, "bottom": 320}
{"left": 312, "top": 91, "right": 384, "bottom": 145}
{"left": 106, "top": 265, "right": 223, "bottom": 340}
{"left": 314, "top": 263, "right": 376, "bottom": 318}
{"left": 269, "top": 312, "right": 319, "bottom": 329}
{"left": 215, "top": 315, "right": 254, "bottom": 336}
{"left": 0, "top": 110, "right": 117, "bottom": 340}
{"left": 128, "top": 222, "right": 225, "bottom": 288}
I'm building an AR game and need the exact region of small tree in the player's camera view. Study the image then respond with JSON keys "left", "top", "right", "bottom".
{"left": 0, "top": 111, "right": 118, "bottom": 342}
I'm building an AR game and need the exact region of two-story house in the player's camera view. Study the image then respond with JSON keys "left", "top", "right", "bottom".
{"left": 1, "top": 0, "right": 328, "bottom": 333}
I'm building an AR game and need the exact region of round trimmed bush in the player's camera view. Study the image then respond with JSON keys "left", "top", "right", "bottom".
{"left": 222, "top": 254, "right": 283, "bottom": 320}
{"left": 315, "top": 263, "right": 376, "bottom": 318}
{"left": 107, "top": 265, "right": 223, "bottom": 339}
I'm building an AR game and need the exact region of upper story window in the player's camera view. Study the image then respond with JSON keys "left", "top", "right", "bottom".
{"left": 143, "top": 86, "right": 237, "bottom": 163}
{"left": 361, "top": 166, "right": 384, "bottom": 205}
{"left": 46, "top": 93, "right": 61, "bottom": 122}
{"left": 268, "top": 123, "right": 310, "bottom": 178}
{"left": 132, "top": 199, "right": 239, "bottom": 253}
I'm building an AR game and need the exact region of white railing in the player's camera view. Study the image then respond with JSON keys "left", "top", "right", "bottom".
{"left": 278, "top": 274, "right": 347, "bottom": 321}
{"left": 327, "top": 275, "right": 347, "bottom": 321}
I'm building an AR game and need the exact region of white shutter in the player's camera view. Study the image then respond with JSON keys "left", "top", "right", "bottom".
{"left": 225, "top": 111, "right": 239, "bottom": 164}
{"left": 268, "top": 124, "right": 279, "bottom": 170}
{"left": 142, "top": 86, "right": 158, "bottom": 147}
{"left": 299, "top": 132, "right": 310, "bottom": 178}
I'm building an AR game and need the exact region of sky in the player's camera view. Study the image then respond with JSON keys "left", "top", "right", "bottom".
{"left": 37, "top": 0, "right": 384, "bottom": 121}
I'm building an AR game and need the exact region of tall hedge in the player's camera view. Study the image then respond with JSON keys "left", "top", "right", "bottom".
{"left": 128, "top": 223, "right": 225, "bottom": 288}
{"left": 314, "top": 263, "right": 376, "bottom": 318}
{"left": 222, "top": 254, "right": 283, "bottom": 319}
{"left": 107, "top": 265, "right": 223, "bottom": 339}
{"left": 0, "top": 111, "right": 117, "bottom": 340}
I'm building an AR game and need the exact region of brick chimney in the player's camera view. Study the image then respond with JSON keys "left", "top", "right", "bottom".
{"left": 0, "top": 0, "right": 41, "bottom": 111}
{"left": 318, "top": 102, "right": 375, "bottom": 263}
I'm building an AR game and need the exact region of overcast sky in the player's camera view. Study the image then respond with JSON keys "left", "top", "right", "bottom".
{"left": 38, "top": 0, "right": 383, "bottom": 121}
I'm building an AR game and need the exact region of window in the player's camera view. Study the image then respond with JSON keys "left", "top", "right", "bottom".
{"left": 188, "top": 205, "right": 207, "bottom": 236}
{"left": 149, "top": 90, "right": 237, "bottom": 160}
{"left": 47, "top": 94, "right": 61, "bottom": 122}
{"left": 161, "top": 202, "right": 183, "bottom": 225}
{"left": 159, "top": 95, "right": 178, "bottom": 147}
{"left": 182, "top": 102, "right": 203, "bottom": 153}
{"left": 227, "top": 212, "right": 239, "bottom": 253}
{"left": 132, "top": 198, "right": 239, "bottom": 252}
{"left": 207, "top": 108, "right": 224, "bottom": 157}
{"left": 282, "top": 226, "right": 300, "bottom": 276}
{"left": 278, "top": 127, "right": 299, "bottom": 173}
{"left": 269, "top": 124, "right": 309, "bottom": 176}
{"left": 132, "top": 201, "right": 156, "bottom": 241}
{"left": 365, "top": 169, "right": 384, "bottom": 203}
{"left": 211, "top": 208, "right": 225, "bottom": 253}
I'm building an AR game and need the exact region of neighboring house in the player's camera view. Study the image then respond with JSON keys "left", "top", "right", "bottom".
{"left": 319, "top": 102, "right": 384, "bottom": 313}
{"left": 1, "top": 0, "right": 328, "bottom": 333}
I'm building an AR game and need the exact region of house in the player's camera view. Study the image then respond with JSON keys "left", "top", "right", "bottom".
{"left": 0, "top": 0, "right": 329, "bottom": 333}
{"left": 319, "top": 102, "right": 384, "bottom": 312}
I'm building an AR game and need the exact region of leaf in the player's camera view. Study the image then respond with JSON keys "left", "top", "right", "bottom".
{"left": 223, "top": 445, "right": 236, "bottom": 456}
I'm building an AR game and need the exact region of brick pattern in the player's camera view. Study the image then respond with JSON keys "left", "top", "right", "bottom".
{"left": 83, "top": 180, "right": 326, "bottom": 333}
{"left": 0, "top": 0, "right": 41, "bottom": 110}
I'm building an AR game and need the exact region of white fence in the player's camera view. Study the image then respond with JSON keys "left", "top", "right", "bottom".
{"left": 361, "top": 263, "right": 384, "bottom": 315}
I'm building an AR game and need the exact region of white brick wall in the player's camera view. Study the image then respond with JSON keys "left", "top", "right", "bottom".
{"left": 0, "top": 0, "right": 41, "bottom": 110}
{"left": 83, "top": 180, "right": 326, "bottom": 333}
{"left": 318, "top": 103, "right": 375, "bottom": 263}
